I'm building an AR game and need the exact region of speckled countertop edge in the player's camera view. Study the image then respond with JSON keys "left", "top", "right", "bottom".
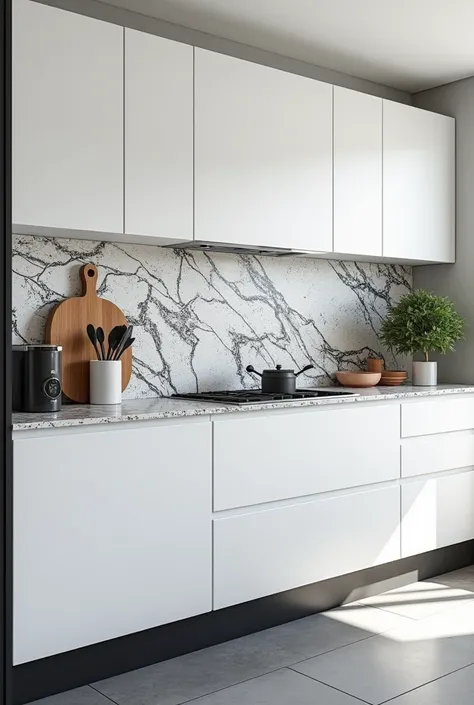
{"left": 12, "top": 385, "right": 474, "bottom": 431}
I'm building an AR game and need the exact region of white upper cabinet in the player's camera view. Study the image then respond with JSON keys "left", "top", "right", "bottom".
{"left": 125, "top": 29, "right": 193, "bottom": 242}
{"left": 383, "top": 101, "right": 455, "bottom": 262}
{"left": 194, "top": 49, "right": 333, "bottom": 252}
{"left": 12, "top": 0, "right": 455, "bottom": 263}
{"left": 13, "top": 0, "right": 123, "bottom": 234}
{"left": 334, "top": 87, "right": 382, "bottom": 257}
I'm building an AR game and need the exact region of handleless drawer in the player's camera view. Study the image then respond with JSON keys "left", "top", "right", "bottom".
{"left": 214, "top": 485, "right": 400, "bottom": 609}
{"left": 402, "top": 430, "right": 474, "bottom": 478}
{"left": 213, "top": 404, "right": 400, "bottom": 511}
{"left": 401, "top": 470, "right": 474, "bottom": 557}
{"left": 402, "top": 397, "right": 474, "bottom": 438}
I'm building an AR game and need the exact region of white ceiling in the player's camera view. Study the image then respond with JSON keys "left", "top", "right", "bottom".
{"left": 97, "top": 0, "right": 474, "bottom": 92}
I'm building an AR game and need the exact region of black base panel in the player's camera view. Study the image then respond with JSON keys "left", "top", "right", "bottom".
{"left": 14, "top": 540, "right": 474, "bottom": 704}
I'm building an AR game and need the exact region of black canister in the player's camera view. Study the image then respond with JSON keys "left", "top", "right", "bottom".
{"left": 13, "top": 345, "right": 62, "bottom": 412}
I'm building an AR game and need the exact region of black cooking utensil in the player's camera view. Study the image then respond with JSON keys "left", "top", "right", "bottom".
{"left": 86, "top": 324, "right": 101, "bottom": 360}
{"left": 116, "top": 336, "right": 135, "bottom": 360}
{"left": 295, "top": 364, "right": 314, "bottom": 377}
{"left": 96, "top": 326, "right": 106, "bottom": 361}
{"left": 107, "top": 324, "right": 126, "bottom": 360}
{"left": 113, "top": 325, "right": 133, "bottom": 361}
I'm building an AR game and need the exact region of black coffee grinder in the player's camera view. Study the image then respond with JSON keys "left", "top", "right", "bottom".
{"left": 13, "top": 344, "right": 62, "bottom": 412}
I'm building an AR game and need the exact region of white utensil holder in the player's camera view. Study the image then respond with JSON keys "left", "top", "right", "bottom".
{"left": 89, "top": 360, "right": 122, "bottom": 404}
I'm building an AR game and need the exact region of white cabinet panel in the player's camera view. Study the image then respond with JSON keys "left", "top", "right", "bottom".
{"left": 214, "top": 485, "right": 400, "bottom": 609}
{"left": 125, "top": 29, "right": 193, "bottom": 241}
{"left": 383, "top": 101, "right": 455, "bottom": 262}
{"left": 13, "top": 0, "right": 123, "bottom": 233}
{"left": 195, "top": 49, "right": 333, "bottom": 252}
{"left": 402, "top": 397, "right": 474, "bottom": 437}
{"left": 401, "top": 471, "right": 474, "bottom": 557}
{"left": 14, "top": 422, "right": 212, "bottom": 664}
{"left": 334, "top": 87, "right": 382, "bottom": 256}
{"left": 213, "top": 404, "right": 400, "bottom": 510}
{"left": 402, "top": 431, "right": 474, "bottom": 478}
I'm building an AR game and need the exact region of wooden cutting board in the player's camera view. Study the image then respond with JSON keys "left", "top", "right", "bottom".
{"left": 46, "top": 263, "right": 132, "bottom": 403}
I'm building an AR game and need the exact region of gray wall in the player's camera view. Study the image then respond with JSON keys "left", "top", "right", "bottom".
{"left": 35, "top": 0, "right": 411, "bottom": 103}
{"left": 413, "top": 77, "right": 474, "bottom": 383}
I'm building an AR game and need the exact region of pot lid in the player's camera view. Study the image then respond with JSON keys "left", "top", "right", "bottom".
{"left": 263, "top": 365, "right": 295, "bottom": 375}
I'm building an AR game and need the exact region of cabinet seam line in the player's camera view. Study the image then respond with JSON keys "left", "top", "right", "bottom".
{"left": 211, "top": 420, "right": 215, "bottom": 607}
{"left": 122, "top": 27, "right": 125, "bottom": 234}
{"left": 192, "top": 46, "right": 195, "bottom": 242}
{"left": 381, "top": 99, "right": 384, "bottom": 256}
{"left": 331, "top": 84, "right": 335, "bottom": 253}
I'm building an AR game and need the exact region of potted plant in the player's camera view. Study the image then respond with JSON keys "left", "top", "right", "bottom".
{"left": 379, "top": 289, "right": 465, "bottom": 386}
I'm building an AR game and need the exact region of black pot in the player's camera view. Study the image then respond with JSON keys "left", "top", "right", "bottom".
{"left": 246, "top": 363, "right": 314, "bottom": 394}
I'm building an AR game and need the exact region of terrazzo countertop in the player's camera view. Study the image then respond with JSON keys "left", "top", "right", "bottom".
{"left": 12, "top": 385, "right": 474, "bottom": 431}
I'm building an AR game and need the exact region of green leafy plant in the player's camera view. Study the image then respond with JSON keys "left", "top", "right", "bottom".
{"left": 379, "top": 289, "right": 465, "bottom": 361}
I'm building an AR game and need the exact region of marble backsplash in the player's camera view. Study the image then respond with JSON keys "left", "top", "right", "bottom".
{"left": 12, "top": 235, "right": 412, "bottom": 399}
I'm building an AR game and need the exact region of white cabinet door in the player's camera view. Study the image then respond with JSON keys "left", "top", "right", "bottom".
{"left": 334, "top": 87, "right": 382, "bottom": 256}
{"left": 214, "top": 485, "right": 400, "bottom": 609}
{"left": 383, "top": 101, "right": 455, "bottom": 262}
{"left": 195, "top": 49, "right": 333, "bottom": 252}
{"left": 13, "top": 422, "right": 212, "bottom": 664}
{"left": 402, "top": 397, "right": 474, "bottom": 437}
{"left": 401, "top": 471, "right": 474, "bottom": 557}
{"left": 214, "top": 404, "right": 400, "bottom": 511}
{"left": 125, "top": 29, "right": 193, "bottom": 242}
{"left": 402, "top": 431, "right": 474, "bottom": 479}
{"left": 13, "top": 0, "right": 123, "bottom": 234}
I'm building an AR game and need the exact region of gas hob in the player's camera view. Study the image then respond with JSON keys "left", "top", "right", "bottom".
{"left": 172, "top": 389, "right": 356, "bottom": 406}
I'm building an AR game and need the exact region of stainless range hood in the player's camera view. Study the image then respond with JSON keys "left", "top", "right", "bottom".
{"left": 165, "top": 241, "right": 312, "bottom": 257}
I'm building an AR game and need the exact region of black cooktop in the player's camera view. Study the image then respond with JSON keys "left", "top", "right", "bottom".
{"left": 172, "top": 389, "right": 356, "bottom": 405}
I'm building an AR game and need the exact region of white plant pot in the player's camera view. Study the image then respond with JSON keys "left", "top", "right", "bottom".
{"left": 412, "top": 361, "right": 437, "bottom": 386}
{"left": 89, "top": 360, "right": 122, "bottom": 404}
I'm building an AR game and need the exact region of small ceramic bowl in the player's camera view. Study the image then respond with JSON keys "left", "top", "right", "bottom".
{"left": 336, "top": 371, "right": 382, "bottom": 388}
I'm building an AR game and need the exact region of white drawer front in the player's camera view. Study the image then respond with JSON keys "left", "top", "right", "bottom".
{"left": 213, "top": 405, "right": 400, "bottom": 510}
{"left": 402, "top": 397, "right": 474, "bottom": 437}
{"left": 214, "top": 485, "right": 400, "bottom": 609}
{"left": 402, "top": 431, "right": 474, "bottom": 478}
{"left": 401, "top": 471, "right": 474, "bottom": 557}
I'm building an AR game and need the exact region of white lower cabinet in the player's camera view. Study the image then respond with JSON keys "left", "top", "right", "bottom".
{"left": 213, "top": 404, "right": 400, "bottom": 510}
{"left": 402, "top": 397, "right": 474, "bottom": 438}
{"left": 401, "top": 471, "right": 474, "bottom": 558}
{"left": 213, "top": 485, "right": 400, "bottom": 609}
{"left": 402, "top": 430, "right": 474, "bottom": 478}
{"left": 13, "top": 421, "right": 212, "bottom": 664}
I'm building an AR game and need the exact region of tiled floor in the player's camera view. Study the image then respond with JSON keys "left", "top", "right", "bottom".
{"left": 31, "top": 565, "right": 474, "bottom": 705}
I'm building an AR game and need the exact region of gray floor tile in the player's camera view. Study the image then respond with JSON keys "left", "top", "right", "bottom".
{"left": 93, "top": 602, "right": 407, "bottom": 705}
{"left": 433, "top": 565, "right": 474, "bottom": 593}
{"left": 258, "top": 602, "right": 410, "bottom": 659}
{"left": 92, "top": 629, "right": 302, "bottom": 705}
{"left": 292, "top": 598, "right": 474, "bottom": 704}
{"left": 190, "top": 668, "right": 363, "bottom": 704}
{"left": 359, "top": 580, "right": 473, "bottom": 620}
{"left": 30, "top": 686, "right": 112, "bottom": 705}
{"left": 388, "top": 663, "right": 474, "bottom": 704}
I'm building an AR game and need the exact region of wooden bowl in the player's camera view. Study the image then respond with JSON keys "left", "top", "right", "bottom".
{"left": 379, "top": 370, "right": 408, "bottom": 387}
{"left": 336, "top": 371, "right": 382, "bottom": 388}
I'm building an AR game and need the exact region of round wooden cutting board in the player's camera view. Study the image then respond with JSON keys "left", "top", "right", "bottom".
{"left": 46, "top": 263, "right": 132, "bottom": 403}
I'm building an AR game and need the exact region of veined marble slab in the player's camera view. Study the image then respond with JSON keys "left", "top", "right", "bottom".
{"left": 12, "top": 386, "right": 474, "bottom": 431}
{"left": 13, "top": 235, "right": 412, "bottom": 399}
